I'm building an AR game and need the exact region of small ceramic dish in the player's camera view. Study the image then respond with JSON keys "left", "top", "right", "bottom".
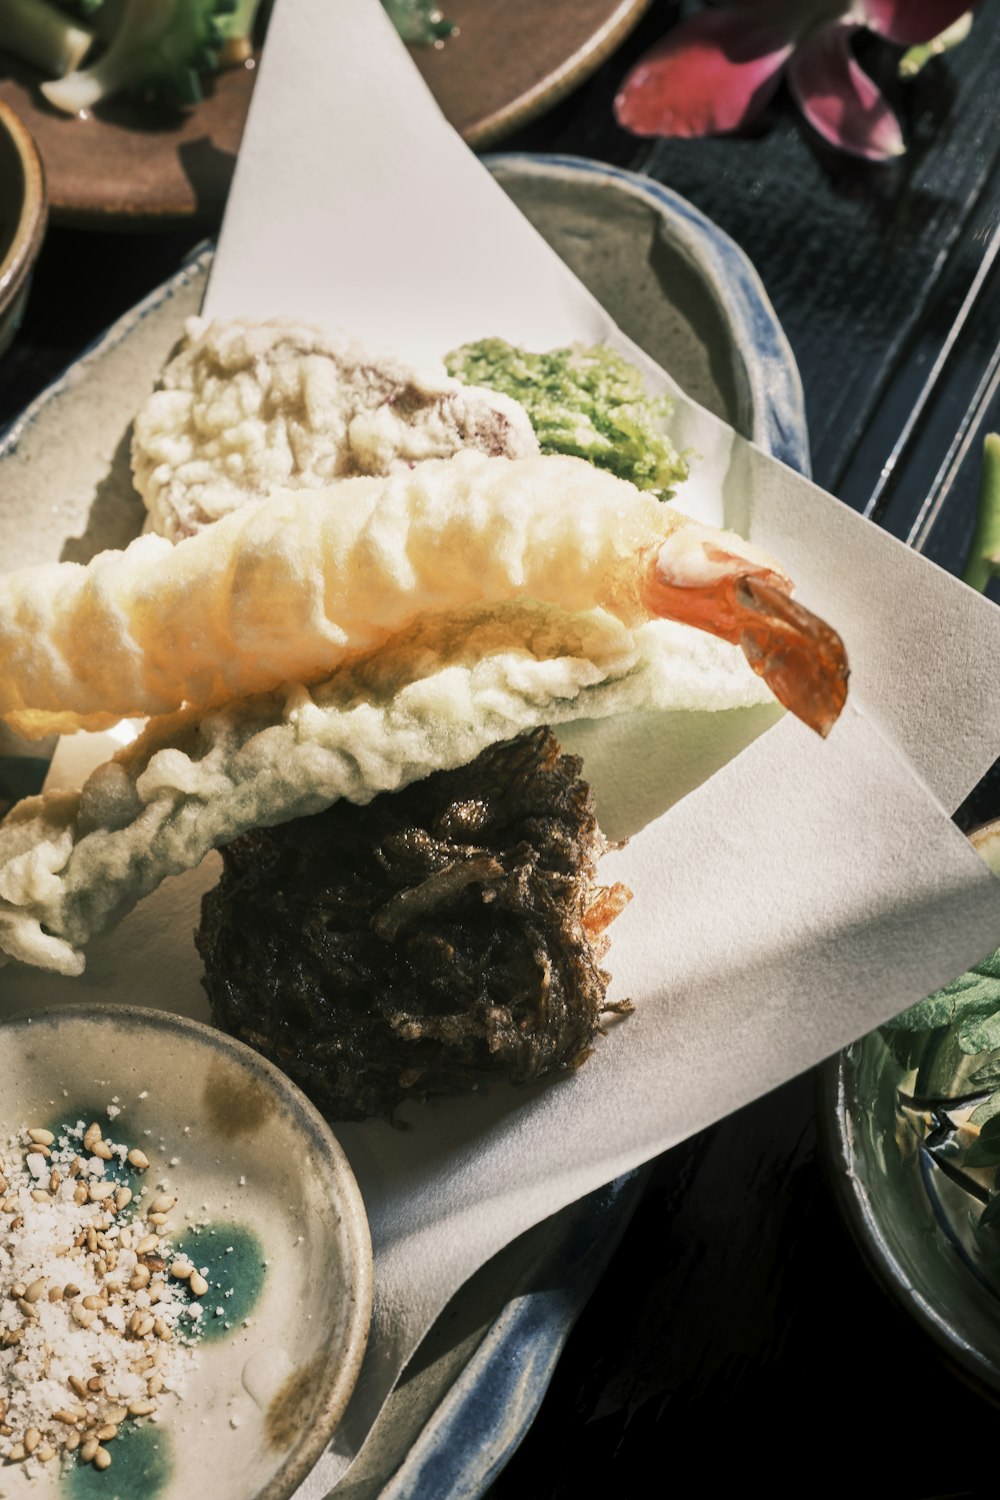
{"left": 822, "top": 819, "right": 1000, "bottom": 1401}
{"left": 0, "top": 98, "right": 46, "bottom": 358}
{"left": 0, "top": 1004, "right": 373, "bottom": 1499}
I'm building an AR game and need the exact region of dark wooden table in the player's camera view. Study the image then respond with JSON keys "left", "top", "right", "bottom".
{"left": 2, "top": 4, "right": 999, "bottom": 1496}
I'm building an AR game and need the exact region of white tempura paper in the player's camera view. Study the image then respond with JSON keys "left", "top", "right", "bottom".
{"left": 6, "top": 0, "right": 1000, "bottom": 1493}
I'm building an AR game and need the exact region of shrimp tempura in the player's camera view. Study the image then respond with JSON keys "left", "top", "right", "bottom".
{"left": 0, "top": 451, "right": 846, "bottom": 741}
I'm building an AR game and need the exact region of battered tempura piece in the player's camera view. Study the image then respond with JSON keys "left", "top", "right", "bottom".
{"left": 0, "top": 451, "right": 848, "bottom": 977}
{"left": 0, "top": 600, "right": 774, "bottom": 976}
{"left": 197, "top": 729, "right": 633, "bottom": 1121}
{"left": 0, "top": 451, "right": 846, "bottom": 741}
{"left": 132, "top": 318, "right": 539, "bottom": 540}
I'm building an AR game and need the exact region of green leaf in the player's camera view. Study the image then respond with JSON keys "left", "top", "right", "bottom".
{"left": 936, "top": 967, "right": 1000, "bottom": 1001}
{"left": 381, "top": 0, "right": 454, "bottom": 44}
{"left": 959, "top": 1006, "right": 1000, "bottom": 1055}
{"left": 885, "top": 957, "right": 1000, "bottom": 1047}
{"left": 880, "top": 990, "right": 960, "bottom": 1032}
{"left": 969, "top": 1091, "right": 1000, "bottom": 1127}
{"left": 884, "top": 973, "right": 983, "bottom": 1032}
{"left": 969, "top": 1055, "right": 1000, "bottom": 1089}
{"left": 964, "top": 1113, "right": 1000, "bottom": 1168}
{"left": 980, "top": 1191, "right": 1000, "bottom": 1230}
{"left": 878, "top": 1025, "right": 934, "bottom": 1071}
{"left": 972, "top": 945, "right": 1000, "bottom": 981}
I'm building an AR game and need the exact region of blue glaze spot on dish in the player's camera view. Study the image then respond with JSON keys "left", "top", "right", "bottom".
{"left": 41, "top": 1109, "right": 144, "bottom": 1191}
{"left": 173, "top": 1222, "right": 265, "bottom": 1342}
{"left": 64, "top": 1423, "right": 172, "bottom": 1499}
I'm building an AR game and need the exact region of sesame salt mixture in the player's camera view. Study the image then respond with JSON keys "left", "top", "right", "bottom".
{"left": 0, "top": 1116, "right": 207, "bottom": 1478}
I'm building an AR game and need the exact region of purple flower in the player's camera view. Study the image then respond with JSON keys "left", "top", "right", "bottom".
{"left": 615, "top": 0, "right": 979, "bottom": 161}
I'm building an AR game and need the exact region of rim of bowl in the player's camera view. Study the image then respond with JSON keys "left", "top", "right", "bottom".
{"left": 0, "top": 1001, "right": 374, "bottom": 1500}
{"left": 818, "top": 1048, "right": 1000, "bottom": 1401}
{"left": 483, "top": 151, "right": 810, "bottom": 478}
{"left": 0, "top": 98, "right": 47, "bottom": 310}
{"left": 817, "top": 815, "right": 1000, "bottom": 1385}
{"left": 462, "top": 0, "right": 652, "bottom": 148}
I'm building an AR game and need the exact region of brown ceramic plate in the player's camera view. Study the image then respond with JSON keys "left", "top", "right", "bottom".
{"left": 0, "top": 50, "right": 257, "bottom": 228}
{"left": 410, "top": 0, "right": 651, "bottom": 146}
{"left": 0, "top": 97, "right": 47, "bottom": 355}
{"left": 0, "top": 0, "right": 649, "bottom": 227}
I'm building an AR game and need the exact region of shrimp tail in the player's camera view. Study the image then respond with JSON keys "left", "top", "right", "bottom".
{"left": 643, "top": 538, "right": 849, "bottom": 738}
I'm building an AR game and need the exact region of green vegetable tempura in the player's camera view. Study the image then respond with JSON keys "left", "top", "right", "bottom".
{"left": 446, "top": 338, "right": 689, "bottom": 499}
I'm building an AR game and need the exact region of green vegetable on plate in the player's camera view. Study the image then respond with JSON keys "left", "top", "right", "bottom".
{"left": 0, "top": 0, "right": 448, "bottom": 114}
{"left": 446, "top": 338, "right": 690, "bottom": 499}
{"left": 0, "top": 0, "right": 96, "bottom": 77}
{"left": 879, "top": 436, "right": 1000, "bottom": 1229}
{"left": 882, "top": 947, "right": 1000, "bottom": 1225}
{"left": 0, "top": 0, "right": 243, "bottom": 110}
{"left": 380, "top": 0, "right": 454, "bottom": 45}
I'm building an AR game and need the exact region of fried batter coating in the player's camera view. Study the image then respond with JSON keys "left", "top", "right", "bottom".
{"left": 132, "top": 318, "right": 540, "bottom": 540}
{"left": 0, "top": 451, "right": 781, "bottom": 741}
{"left": 0, "top": 607, "right": 772, "bottom": 977}
{"left": 197, "top": 730, "right": 633, "bottom": 1121}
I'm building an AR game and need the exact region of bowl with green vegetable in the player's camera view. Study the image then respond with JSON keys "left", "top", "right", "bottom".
{"left": 822, "top": 833, "right": 1000, "bottom": 1403}
{"left": 825, "top": 435, "right": 1000, "bottom": 1395}
{"left": 0, "top": 96, "right": 45, "bottom": 359}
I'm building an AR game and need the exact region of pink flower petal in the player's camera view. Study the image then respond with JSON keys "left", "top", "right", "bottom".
{"left": 860, "top": 0, "right": 979, "bottom": 47}
{"left": 614, "top": 9, "right": 795, "bottom": 139}
{"left": 787, "top": 24, "right": 905, "bottom": 160}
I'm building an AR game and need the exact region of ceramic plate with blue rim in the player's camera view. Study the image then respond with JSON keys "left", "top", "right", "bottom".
{"left": 0, "top": 154, "right": 809, "bottom": 1495}
{"left": 486, "top": 154, "right": 808, "bottom": 481}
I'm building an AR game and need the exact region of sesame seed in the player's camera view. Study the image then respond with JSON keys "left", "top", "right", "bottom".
{"left": 1, "top": 1116, "right": 211, "bottom": 1462}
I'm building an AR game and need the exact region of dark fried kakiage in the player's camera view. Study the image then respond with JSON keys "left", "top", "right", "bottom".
{"left": 197, "top": 729, "right": 633, "bottom": 1121}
